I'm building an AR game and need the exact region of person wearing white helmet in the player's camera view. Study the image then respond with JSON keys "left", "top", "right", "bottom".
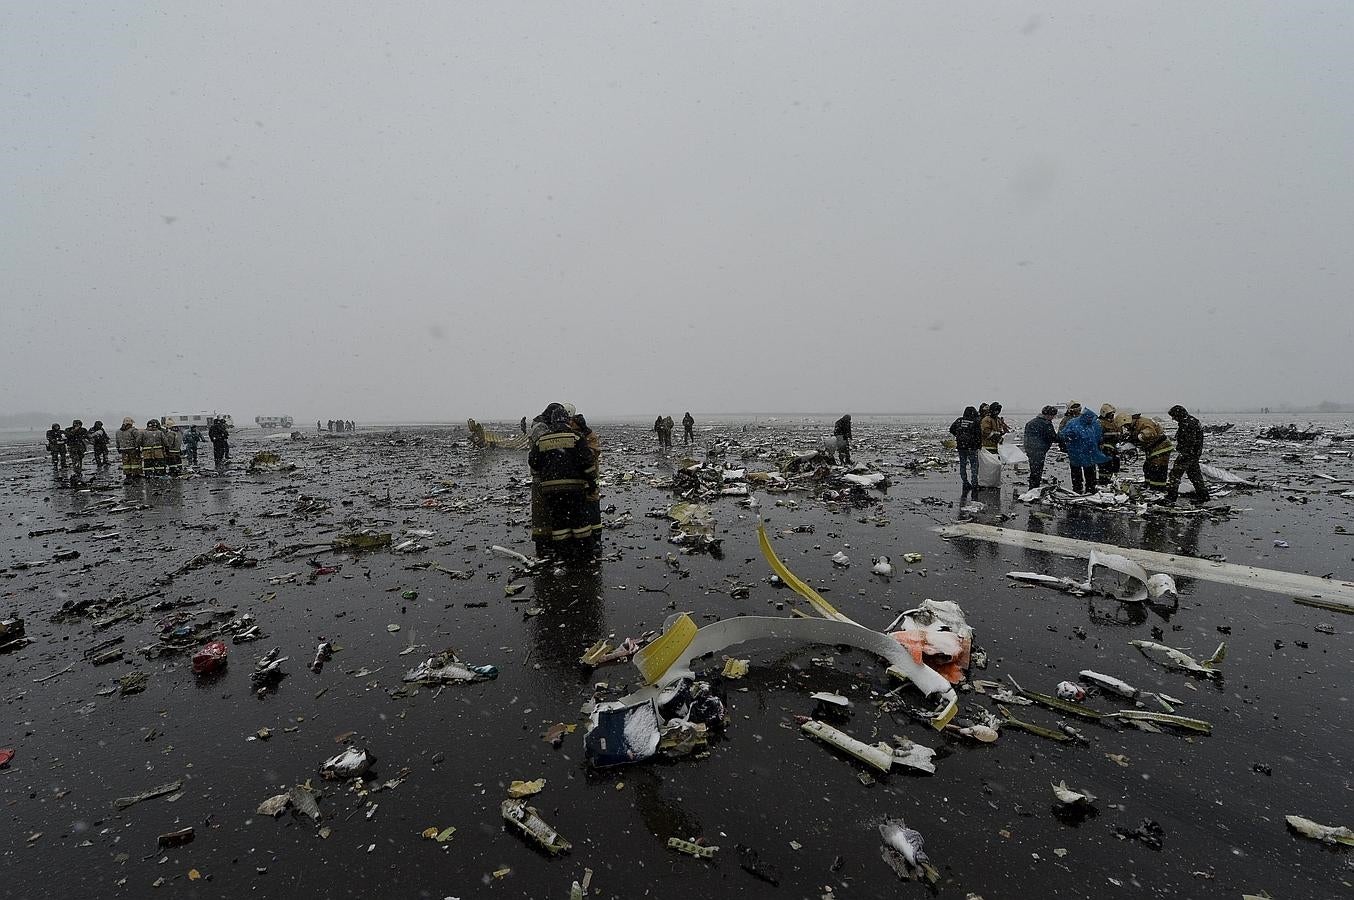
{"left": 138, "top": 419, "right": 169, "bottom": 476}
{"left": 162, "top": 417, "right": 183, "bottom": 476}
{"left": 116, "top": 417, "right": 142, "bottom": 479}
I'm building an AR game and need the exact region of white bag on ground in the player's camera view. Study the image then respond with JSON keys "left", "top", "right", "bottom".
{"left": 977, "top": 450, "right": 1003, "bottom": 487}
{"left": 996, "top": 434, "right": 1029, "bottom": 466}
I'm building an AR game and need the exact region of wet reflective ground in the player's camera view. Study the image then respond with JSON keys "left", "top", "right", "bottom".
{"left": 1, "top": 419, "right": 1350, "bottom": 898}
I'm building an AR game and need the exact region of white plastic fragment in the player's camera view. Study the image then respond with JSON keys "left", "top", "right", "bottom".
{"left": 1052, "top": 781, "right": 1096, "bottom": 807}
{"left": 800, "top": 720, "right": 893, "bottom": 773}
{"left": 1146, "top": 573, "right": 1178, "bottom": 601}
{"left": 1285, "top": 815, "right": 1354, "bottom": 846}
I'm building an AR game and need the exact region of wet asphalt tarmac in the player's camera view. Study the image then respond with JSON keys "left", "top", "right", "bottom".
{"left": 1, "top": 419, "right": 1350, "bottom": 899}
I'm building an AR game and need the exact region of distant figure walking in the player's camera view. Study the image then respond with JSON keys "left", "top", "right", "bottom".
{"left": 89, "top": 421, "right": 110, "bottom": 467}
{"left": 949, "top": 406, "right": 982, "bottom": 490}
{"left": 46, "top": 423, "right": 67, "bottom": 468}
{"left": 682, "top": 412, "right": 695, "bottom": 445}
{"left": 1162, "top": 405, "right": 1209, "bottom": 505}
{"left": 183, "top": 425, "right": 201, "bottom": 466}
{"left": 654, "top": 415, "right": 674, "bottom": 449}
{"left": 209, "top": 418, "right": 230, "bottom": 467}
{"left": 833, "top": 414, "right": 853, "bottom": 464}
{"left": 65, "top": 420, "right": 89, "bottom": 480}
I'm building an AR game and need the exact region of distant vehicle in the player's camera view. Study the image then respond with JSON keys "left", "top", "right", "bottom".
{"left": 255, "top": 416, "right": 294, "bottom": 430}
{"left": 163, "top": 412, "right": 233, "bottom": 430}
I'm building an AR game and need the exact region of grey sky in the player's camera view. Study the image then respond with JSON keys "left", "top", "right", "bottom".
{"left": 4, "top": 2, "right": 1351, "bottom": 422}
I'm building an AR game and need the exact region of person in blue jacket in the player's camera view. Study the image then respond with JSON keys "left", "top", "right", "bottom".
{"left": 1060, "top": 408, "right": 1109, "bottom": 494}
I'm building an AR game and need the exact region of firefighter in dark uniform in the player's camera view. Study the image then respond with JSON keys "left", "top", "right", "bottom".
{"left": 528, "top": 405, "right": 599, "bottom": 558}
{"left": 65, "top": 420, "right": 89, "bottom": 480}
{"left": 46, "top": 423, "right": 67, "bottom": 468}
{"left": 1162, "top": 405, "right": 1209, "bottom": 504}
{"left": 139, "top": 419, "right": 169, "bottom": 476}
{"left": 1097, "top": 403, "right": 1130, "bottom": 476}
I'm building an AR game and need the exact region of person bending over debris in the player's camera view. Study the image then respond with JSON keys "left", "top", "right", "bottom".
{"left": 833, "top": 414, "right": 853, "bottom": 464}
{"left": 1161, "top": 405, "right": 1209, "bottom": 505}
{"left": 1127, "top": 413, "right": 1173, "bottom": 492}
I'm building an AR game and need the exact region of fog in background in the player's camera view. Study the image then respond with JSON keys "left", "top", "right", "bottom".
{"left": 4, "top": 2, "right": 1351, "bottom": 424}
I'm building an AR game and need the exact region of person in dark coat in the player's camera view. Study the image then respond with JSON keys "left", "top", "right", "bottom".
{"left": 89, "top": 421, "right": 110, "bottom": 467}
{"left": 528, "top": 403, "right": 566, "bottom": 554}
{"left": 949, "top": 406, "right": 982, "bottom": 490}
{"left": 833, "top": 414, "right": 853, "bottom": 464}
{"left": 208, "top": 418, "right": 230, "bottom": 467}
{"left": 528, "top": 405, "right": 599, "bottom": 559}
{"left": 65, "top": 420, "right": 89, "bottom": 480}
{"left": 569, "top": 407, "right": 603, "bottom": 549}
{"left": 1162, "top": 405, "right": 1210, "bottom": 504}
{"left": 183, "top": 425, "right": 201, "bottom": 465}
{"left": 1022, "top": 406, "right": 1064, "bottom": 490}
{"left": 682, "top": 412, "right": 695, "bottom": 445}
{"left": 46, "top": 423, "right": 67, "bottom": 468}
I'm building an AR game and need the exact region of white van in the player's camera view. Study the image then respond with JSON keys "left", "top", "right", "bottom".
{"left": 163, "top": 412, "right": 233, "bottom": 430}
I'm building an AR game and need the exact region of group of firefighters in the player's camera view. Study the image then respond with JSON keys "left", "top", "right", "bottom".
{"left": 954, "top": 401, "right": 1210, "bottom": 504}
{"left": 46, "top": 417, "right": 231, "bottom": 481}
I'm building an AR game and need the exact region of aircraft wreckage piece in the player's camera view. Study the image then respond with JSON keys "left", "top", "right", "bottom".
{"left": 1007, "top": 550, "right": 1176, "bottom": 604}
{"left": 624, "top": 613, "right": 957, "bottom": 727}
{"left": 939, "top": 523, "right": 1354, "bottom": 611}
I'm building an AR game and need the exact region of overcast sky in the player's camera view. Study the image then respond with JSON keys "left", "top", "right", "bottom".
{"left": 3, "top": 2, "right": 1350, "bottom": 422}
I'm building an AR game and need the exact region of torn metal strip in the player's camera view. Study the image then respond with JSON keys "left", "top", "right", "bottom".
{"left": 619, "top": 614, "right": 958, "bottom": 729}
{"left": 938, "top": 523, "right": 1354, "bottom": 611}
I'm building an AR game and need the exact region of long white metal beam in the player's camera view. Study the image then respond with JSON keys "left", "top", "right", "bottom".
{"left": 936, "top": 522, "right": 1354, "bottom": 612}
